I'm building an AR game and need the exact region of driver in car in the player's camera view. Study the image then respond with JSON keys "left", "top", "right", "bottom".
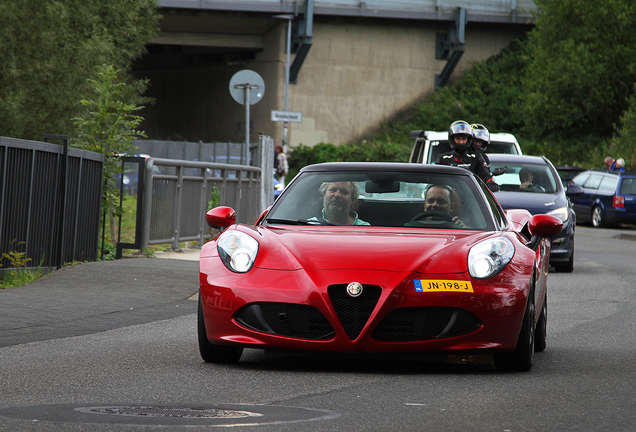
{"left": 421, "top": 184, "right": 469, "bottom": 228}
{"left": 518, "top": 168, "right": 545, "bottom": 192}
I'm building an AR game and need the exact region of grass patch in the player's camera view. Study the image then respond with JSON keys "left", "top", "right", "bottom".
{"left": 0, "top": 245, "right": 50, "bottom": 289}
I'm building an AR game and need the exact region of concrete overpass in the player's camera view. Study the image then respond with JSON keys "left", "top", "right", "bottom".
{"left": 133, "top": 1, "right": 536, "bottom": 149}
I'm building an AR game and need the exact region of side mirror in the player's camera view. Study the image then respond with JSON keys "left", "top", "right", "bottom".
{"left": 528, "top": 214, "right": 563, "bottom": 237}
{"left": 566, "top": 184, "right": 584, "bottom": 196}
{"left": 526, "top": 214, "right": 563, "bottom": 250}
{"left": 205, "top": 206, "right": 236, "bottom": 229}
{"left": 492, "top": 166, "right": 507, "bottom": 176}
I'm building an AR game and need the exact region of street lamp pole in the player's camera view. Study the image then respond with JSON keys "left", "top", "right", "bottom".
{"left": 284, "top": 17, "right": 291, "bottom": 113}
{"left": 274, "top": 14, "right": 293, "bottom": 149}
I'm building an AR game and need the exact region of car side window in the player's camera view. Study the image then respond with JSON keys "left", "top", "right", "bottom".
{"left": 481, "top": 184, "right": 508, "bottom": 229}
{"left": 620, "top": 178, "right": 636, "bottom": 195}
{"left": 599, "top": 176, "right": 618, "bottom": 193}
{"left": 571, "top": 173, "right": 589, "bottom": 186}
{"left": 584, "top": 174, "right": 603, "bottom": 190}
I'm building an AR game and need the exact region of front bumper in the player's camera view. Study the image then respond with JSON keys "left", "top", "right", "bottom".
{"left": 548, "top": 217, "right": 575, "bottom": 264}
{"left": 200, "top": 261, "right": 532, "bottom": 355}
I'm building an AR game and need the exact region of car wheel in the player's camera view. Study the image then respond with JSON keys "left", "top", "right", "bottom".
{"left": 555, "top": 245, "right": 574, "bottom": 273}
{"left": 591, "top": 205, "right": 605, "bottom": 228}
{"left": 198, "top": 295, "right": 243, "bottom": 364}
{"left": 494, "top": 284, "right": 535, "bottom": 372}
{"left": 534, "top": 293, "right": 547, "bottom": 352}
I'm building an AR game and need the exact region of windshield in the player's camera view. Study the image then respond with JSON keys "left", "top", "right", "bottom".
{"left": 264, "top": 170, "right": 496, "bottom": 231}
{"left": 490, "top": 161, "right": 558, "bottom": 194}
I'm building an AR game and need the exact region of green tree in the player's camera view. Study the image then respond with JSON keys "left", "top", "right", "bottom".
{"left": 609, "top": 88, "right": 636, "bottom": 171}
{"left": 411, "top": 39, "right": 531, "bottom": 135}
{"left": 73, "top": 64, "right": 148, "bottom": 245}
{"left": 0, "top": 0, "right": 159, "bottom": 140}
{"left": 524, "top": 0, "right": 636, "bottom": 141}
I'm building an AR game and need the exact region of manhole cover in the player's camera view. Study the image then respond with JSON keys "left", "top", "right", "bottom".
{"left": 0, "top": 403, "right": 340, "bottom": 427}
{"left": 74, "top": 406, "right": 261, "bottom": 419}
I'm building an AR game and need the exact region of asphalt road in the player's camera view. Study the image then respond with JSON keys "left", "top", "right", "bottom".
{"left": 0, "top": 226, "right": 635, "bottom": 431}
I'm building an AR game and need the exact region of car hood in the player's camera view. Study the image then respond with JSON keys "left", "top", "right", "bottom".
{"left": 223, "top": 225, "right": 497, "bottom": 274}
{"left": 494, "top": 191, "right": 566, "bottom": 215}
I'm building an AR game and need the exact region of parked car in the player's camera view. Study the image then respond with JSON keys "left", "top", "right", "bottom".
{"left": 488, "top": 154, "right": 578, "bottom": 273}
{"left": 568, "top": 170, "right": 636, "bottom": 228}
{"left": 409, "top": 130, "right": 522, "bottom": 164}
{"left": 199, "top": 162, "right": 563, "bottom": 371}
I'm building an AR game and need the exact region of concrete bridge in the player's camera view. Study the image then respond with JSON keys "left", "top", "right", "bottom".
{"left": 134, "top": 1, "right": 535, "bottom": 149}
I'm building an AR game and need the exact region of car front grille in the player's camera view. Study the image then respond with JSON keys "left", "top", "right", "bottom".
{"left": 234, "top": 294, "right": 480, "bottom": 344}
{"left": 372, "top": 307, "right": 481, "bottom": 342}
{"left": 328, "top": 284, "right": 382, "bottom": 340}
{"left": 235, "top": 303, "right": 335, "bottom": 340}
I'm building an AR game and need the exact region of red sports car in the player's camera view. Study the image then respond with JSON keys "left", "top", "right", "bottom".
{"left": 198, "top": 162, "right": 562, "bottom": 371}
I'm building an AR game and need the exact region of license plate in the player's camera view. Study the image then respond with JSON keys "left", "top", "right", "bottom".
{"left": 413, "top": 279, "right": 473, "bottom": 293}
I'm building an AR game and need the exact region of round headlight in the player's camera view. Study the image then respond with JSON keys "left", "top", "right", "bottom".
{"left": 217, "top": 230, "right": 259, "bottom": 273}
{"left": 468, "top": 237, "right": 514, "bottom": 279}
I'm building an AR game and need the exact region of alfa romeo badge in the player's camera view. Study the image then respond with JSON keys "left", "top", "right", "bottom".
{"left": 346, "top": 282, "right": 363, "bottom": 297}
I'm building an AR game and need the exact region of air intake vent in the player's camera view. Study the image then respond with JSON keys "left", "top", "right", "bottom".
{"left": 372, "top": 307, "right": 481, "bottom": 342}
{"left": 328, "top": 284, "right": 381, "bottom": 340}
{"left": 235, "top": 303, "right": 334, "bottom": 340}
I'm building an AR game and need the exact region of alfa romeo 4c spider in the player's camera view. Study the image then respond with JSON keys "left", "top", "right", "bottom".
{"left": 198, "top": 162, "right": 562, "bottom": 371}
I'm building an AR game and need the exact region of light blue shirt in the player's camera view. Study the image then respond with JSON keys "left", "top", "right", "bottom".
{"left": 308, "top": 209, "right": 370, "bottom": 225}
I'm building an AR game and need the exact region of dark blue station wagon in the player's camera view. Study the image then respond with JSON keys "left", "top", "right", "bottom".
{"left": 568, "top": 170, "right": 636, "bottom": 228}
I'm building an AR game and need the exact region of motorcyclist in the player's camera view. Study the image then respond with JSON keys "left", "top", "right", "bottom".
{"left": 471, "top": 123, "right": 490, "bottom": 162}
{"left": 435, "top": 120, "right": 500, "bottom": 192}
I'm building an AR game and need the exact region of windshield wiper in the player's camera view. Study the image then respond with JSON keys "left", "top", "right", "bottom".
{"left": 264, "top": 218, "right": 301, "bottom": 225}
{"left": 297, "top": 218, "right": 335, "bottom": 226}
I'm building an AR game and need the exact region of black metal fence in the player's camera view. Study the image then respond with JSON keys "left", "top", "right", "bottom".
{"left": 0, "top": 136, "right": 104, "bottom": 271}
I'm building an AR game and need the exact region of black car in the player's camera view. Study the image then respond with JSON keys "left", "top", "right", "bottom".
{"left": 556, "top": 165, "right": 587, "bottom": 188}
{"left": 488, "top": 154, "right": 578, "bottom": 273}
{"left": 568, "top": 170, "right": 636, "bottom": 227}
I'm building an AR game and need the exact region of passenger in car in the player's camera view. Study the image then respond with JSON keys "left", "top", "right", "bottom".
{"left": 309, "top": 181, "right": 370, "bottom": 225}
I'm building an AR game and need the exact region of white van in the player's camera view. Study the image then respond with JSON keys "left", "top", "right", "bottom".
{"left": 409, "top": 130, "right": 522, "bottom": 164}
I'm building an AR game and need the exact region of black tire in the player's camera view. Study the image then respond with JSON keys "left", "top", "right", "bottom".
{"left": 534, "top": 293, "right": 547, "bottom": 352}
{"left": 554, "top": 245, "right": 574, "bottom": 273}
{"left": 591, "top": 205, "right": 605, "bottom": 228}
{"left": 494, "top": 283, "right": 535, "bottom": 372}
{"left": 198, "top": 296, "right": 243, "bottom": 364}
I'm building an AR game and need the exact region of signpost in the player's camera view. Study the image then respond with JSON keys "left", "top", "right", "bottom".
{"left": 229, "top": 70, "right": 265, "bottom": 149}
{"left": 270, "top": 110, "right": 303, "bottom": 123}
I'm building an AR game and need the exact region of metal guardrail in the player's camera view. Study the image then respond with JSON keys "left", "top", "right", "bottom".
{"left": 142, "top": 159, "right": 261, "bottom": 251}
{"left": 116, "top": 134, "right": 275, "bottom": 256}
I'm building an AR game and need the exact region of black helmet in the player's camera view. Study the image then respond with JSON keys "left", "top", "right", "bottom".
{"left": 448, "top": 120, "right": 473, "bottom": 153}
{"left": 471, "top": 124, "right": 490, "bottom": 153}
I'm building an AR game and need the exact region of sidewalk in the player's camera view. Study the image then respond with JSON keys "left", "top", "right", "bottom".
{"left": 153, "top": 247, "right": 201, "bottom": 261}
{"left": 0, "top": 253, "right": 200, "bottom": 348}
